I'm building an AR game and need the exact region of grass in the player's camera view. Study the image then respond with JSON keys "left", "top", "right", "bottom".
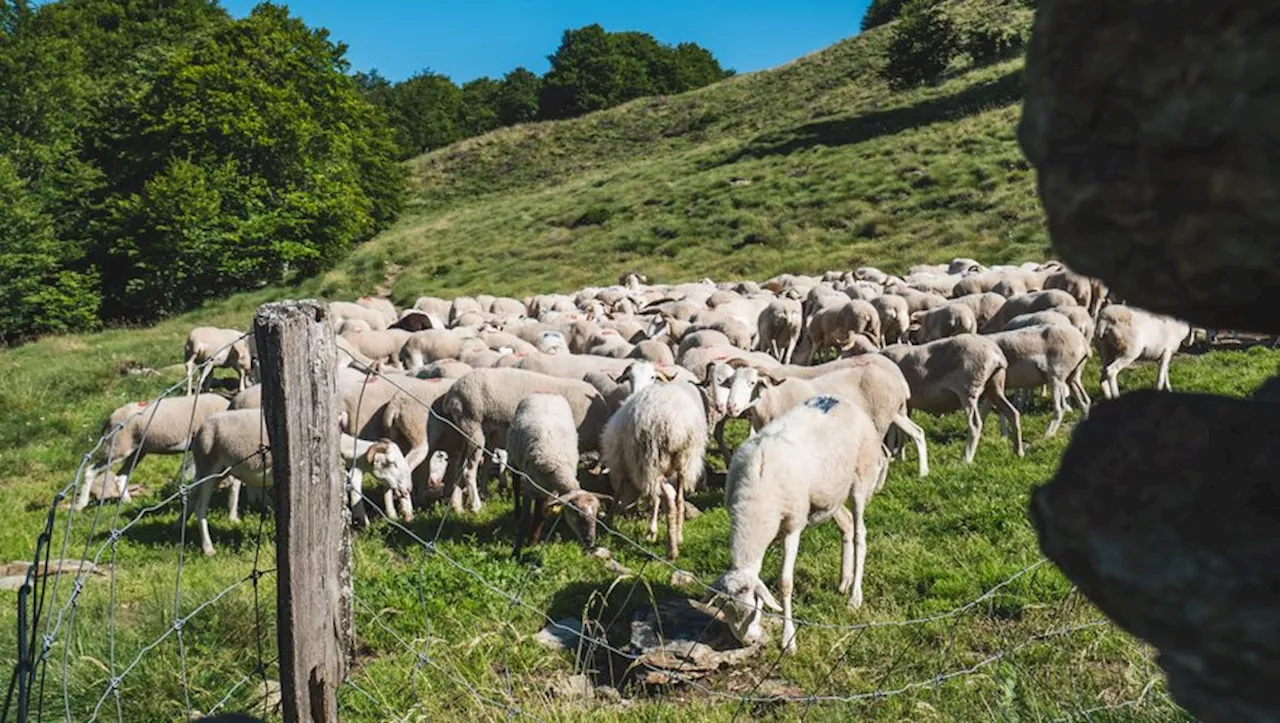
{"left": 0, "top": 0, "right": 1265, "bottom": 718}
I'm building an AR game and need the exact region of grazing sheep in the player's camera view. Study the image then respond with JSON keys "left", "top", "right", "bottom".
{"left": 871, "top": 294, "right": 911, "bottom": 346}
{"left": 427, "top": 369, "right": 612, "bottom": 513}
{"left": 188, "top": 409, "right": 412, "bottom": 556}
{"left": 377, "top": 377, "right": 457, "bottom": 489}
{"left": 508, "top": 394, "right": 608, "bottom": 556}
{"left": 798, "top": 299, "right": 882, "bottom": 363}
{"left": 984, "top": 325, "right": 1091, "bottom": 436}
{"left": 600, "top": 377, "right": 716, "bottom": 559}
{"left": 757, "top": 298, "right": 803, "bottom": 363}
{"left": 184, "top": 327, "right": 253, "bottom": 394}
{"left": 707, "top": 395, "right": 888, "bottom": 653}
{"left": 1094, "top": 305, "right": 1191, "bottom": 399}
{"left": 78, "top": 393, "right": 231, "bottom": 510}
{"left": 949, "top": 292, "right": 1007, "bottom": 331}
{"left": 880, "top": 335, "right": 1023, "bottom": 462}
{"left": 723, "top": 355, "right": 928, "bottom": 477}
{"left": 910, "top": 304, "right": 977, "bottom": 343}
{"left": 980, "top": 290, "right": 1078, "bottom": 333}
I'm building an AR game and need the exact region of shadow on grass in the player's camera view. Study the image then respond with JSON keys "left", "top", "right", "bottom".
{"left": 717, "top": 68, "right": 1023, "bottom": 165}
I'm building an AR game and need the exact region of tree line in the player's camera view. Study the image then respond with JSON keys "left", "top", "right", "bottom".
{"left": 0, "top": 2, "right": 731, "bottom": 343}
{"left": 360, "top": 24, "right": 732, "bottom": 161}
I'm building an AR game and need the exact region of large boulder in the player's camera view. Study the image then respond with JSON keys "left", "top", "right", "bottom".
{"left": 1018, "top": 0, "right": 1280, "bottom": 333}
{"left": 1032, "top": 391, "right": 1280, "bottom": 722}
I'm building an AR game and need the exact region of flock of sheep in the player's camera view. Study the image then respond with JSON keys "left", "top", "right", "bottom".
{"left": 80, "top": 258, "right": 1196, "bottom": 653}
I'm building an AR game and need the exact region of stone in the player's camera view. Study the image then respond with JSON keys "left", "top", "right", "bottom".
{"left": 593, "top": 684, "right": 623, "bottom": 703}
{"left": 545, "top": 673, "right": 593, "bottom": 700}
{"left": 1018, "top": 0, "right": 1280, "bottom": 333}
{"left": 534, "top": 618, "right": 583, "bottom": 651}
{"left": 670, "top": 570, "right": 698, "bottom": 588}
{"left": 0, "top": 559, "right": 106, "bottom": 590}
{"left": 1031, "top": 391, "right": 1280, "bottom": 723}
{"left": 628, "top": 597, "right": 760, "bottom": 684}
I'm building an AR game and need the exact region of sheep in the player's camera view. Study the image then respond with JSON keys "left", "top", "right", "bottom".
{"left": 949, "top": 292, "right": 1007, "bottom": 330}
{"left": 1094, "top": 305, "right": 1191, "bottom": 399}
{"left": 508, "top": 394, "right": 609, "bottom": 557}
{"left": 329, "top": 300, "right": 389, "bottom": 332}
{"left": 449, "top": 297, "right": 483, "bottom": 325}
{"left": 390, "top": 310, "right": 437, "bottom": 332}
{"left": 984, "top": 325, "right": 1091, "bottom": 436}
{"left": 855, "top": 266, "right": 889, "bottom": 284}
{"left": 398, "top": 329, "right": 478, "bottom": 369}
{"left": 427, "top": 369, "right": 612, "bottom": 513}
{"left": 415, "top": 359, "right": 474, "bottom": 379}
{"left": 688, "top": 314, "right": 754, "bottom": 350}
{"left": 77, "top": 393, "right": 231, "bottom": 511}
{"left": 910, "top": 304, "right": 977, "bottom": 343}
{"left": 339, "top": 328, "right": 411, "bottom": 367}
{"left": 489, "top": 297, "right": 527, "bottom": 318}
{"left": 356, "top": 296, "right": 398, "bottom": 325}
{"left": 378, "top": 377, "right": 457, "bottom": 489}
{"left": 757, "top": 298, "right": 803, "bottom": 363}
{"left": 187, "top": 409, "right": 412, "bottom": 556}
{"left": 480, "top": 330, "right": 538, "bottom": 356}
{"left": 677, "top": 329, "right": 732, "bottom": 358}
{"left": 707, "top": 394, "right": 888, "bottom": 653}
{"left": 723, "top": 355, "right": 928, "bottom": 477}
{"left": 1003, "top": 306, "right": 1095, "bottom": 348}
{"left": 600, "top": 376, "right": 718, "bottom": 559}
{"left": 906, "top": 273, "right": 960, "bottom": 297}
{"left": 980, "top": 289, "right": 1078, "bottom": 333}
{"left": 798, "top": 299, "right": 882, "bottom": 363}
{"left": 184, "top": 327, "right": 253, "bottom": 394}
{"left": 870, "top": 294, "right": 910, "bottom": 346}
{"left": 888, "top": 287, "right": 949, "bottom": 314}
{"left": 879, "top": 334, "right": 1023, "bottom": 462}
{"left": 514, "top": 349, "right": 635, "bottom": 381}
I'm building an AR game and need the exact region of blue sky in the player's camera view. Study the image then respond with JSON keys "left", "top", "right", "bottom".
{"left": 221, "top": 1, "right": 872, "bottom": 83}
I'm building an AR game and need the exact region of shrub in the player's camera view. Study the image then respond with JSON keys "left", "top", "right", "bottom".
{"left": 882, "top": 0, "right": 960, "bottom": 88}
{"left": 962, "top": 12, "right": 1028, "bottom": 66}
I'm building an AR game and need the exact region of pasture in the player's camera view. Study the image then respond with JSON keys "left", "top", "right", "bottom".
{"left": 2, "top": 302, "right": 1272, "bottom": 720}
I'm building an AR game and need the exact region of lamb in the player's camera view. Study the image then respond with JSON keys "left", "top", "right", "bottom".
{"left": 184, "top": 327, "right": 253, "bottom": 394}
{"left": 508, "top": 394, "right": 609, "bottom": 556}
{"left": 707, "top": 395, "right": 888, "bottom": 653}
{"left": 723, "top": 355, "right": 928, "bottom": 477}
{"left": 979, "top": 289, "right": 1078, "bottom": 333}
{"left": 427, "top": 369, "right": 612, "bottom": 513}
{"left": 756, "top": 298, "right": 803, "bottom": 363}
{"left": 77, "top": 393, "right": 231, "bottom": 511}
{"left": 600, "top": 376, "right": 718, "bottom": 559}
{"left": 879, "top": 334, "right": 1023, "bottom": 462}
{"left": 1094, "top": 305, "right": 1191, "bottom": 399}
{"left": 984, "top": 325, "right": 1091, "bottom": 436}
{"left": 187, "top": 409, "right": 412, "bottom": 556}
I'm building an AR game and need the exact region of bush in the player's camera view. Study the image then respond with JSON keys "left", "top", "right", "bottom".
{"left": 881, "top": 0, "right": 960, "bottom": 88}
{"left": 962, "top": 12, "right": 1028, "bottom": 66}
{"left": 861, "top": 0, "right": 909, "bottom": 31}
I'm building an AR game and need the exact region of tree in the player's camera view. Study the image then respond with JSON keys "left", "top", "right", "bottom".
{"left": 861, "top": 0, "right": 910, "bottom": 31}
{"left": 495, "top": 66, "right": 541, "bottom": 126}
{"left": 0, "top": 155, "right": 99, "bottom": 343}
{"left": 388, "top": 70, "right": 462, "bottom": 156}
{"left": 457, "top": 77, "right": 502, "bottom": 137}
{"left": 960, "top": 3, "right": 1028, "bottom": 66}
{"left": 881, "top": 0, "right": 959, "bottom": 87}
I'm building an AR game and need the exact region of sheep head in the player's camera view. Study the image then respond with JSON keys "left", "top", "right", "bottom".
{"left": 546, "top": 489, "right": 610, "bottom": 550}
{"left": 705, "top": 569, "right": 781, "bottom": 647}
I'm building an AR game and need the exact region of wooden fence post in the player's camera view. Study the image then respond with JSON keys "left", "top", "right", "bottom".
{"left": 254, "top": 300, "right": 352, "bottom": 723}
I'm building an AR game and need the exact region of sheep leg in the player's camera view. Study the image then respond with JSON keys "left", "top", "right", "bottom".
{"left": 891, "top": 412, "right": 929, "bottom": 477}
{"left": 383, "top": 487, "right": 399, "bottom": 522}
{"left": 779, "top": 528, "right": 801, "bottom": 655}
{"left": 1069, "top": 361, "right": 1091, "bottom": 413}
{"left": 661, "top": 481, "right": 679, "bottom": 559}
{"left": 530, "top": 499, "right": 551, "bottom": 546}
{"left": 194, "top": 474, "right": 217, "bottom": 557}
{"left": 1157, "top": 350, "right": 1175, "bottom": 391}
{"left": 347, "top": 468, "right": 368, "bottom": 529}
{"left": 985, "top": 372, "right": 1024, "bottom": 457}
{"left": 465, "top": 448, "right": 484, "bottom": 513}
{"left": 833, "top": 505, "right": 854, "bottom": 594}
{"left": 76, "top": 463, "right": 104, "bottom": 511}
{"left": 849, "top": 495, "right": 867, "bottom": 610}
{"left": 1100, "top": 355, "right": 1131, "bottom": 400}
{"left": 961, "top": 395, "right": 983, "bottom": 464}
{"left": 185, "top": 356, "right": 197, "bottom": 396}
{"left": 783, "top": 335, "right": 798, "bottom": 365}
{"left": 1046, "top": 379, "right": 1068, "bottom": 437}
{"left": 397, "top": 493, "right": 414, "bottom": 523}
{"left": 227, "top": 477, "right": 242, "bottom": 523}
{"left": 675, "top": 483, "right": 686, "bottom": 547}
{"left": 512, "top": 486, "right": 534, "bottom": 558}
{"left": 646, "top": 491, "right": 661, "bottom": 543}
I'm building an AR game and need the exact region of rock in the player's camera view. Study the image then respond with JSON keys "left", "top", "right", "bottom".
{"left": 594, "top": 684, "right": 623, "bottom": 703}
{"left": 1031, "top": 391, "right": 1280, "bottom": 723}
{"left": 670, "top": 570, "right": 698, "bottom": 588}
{"left": 545, "top": 673, "right": 593, "bottom": 700}
{"left": 628, "top": 597, "right": 760, "bottom": 683}
{"left": 534, "top": 619, "right": 583, "bottom": 651}
{"left": 1018, "top": 0, "right": 1280, "bottom": 333}
{"left": 0, "top": 559, "right": 106, "bottom": 589}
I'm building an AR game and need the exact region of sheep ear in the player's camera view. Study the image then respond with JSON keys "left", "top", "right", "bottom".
{"left": 701, "top": 362, "right": 717, "bottom": 385}
{"left": 754, "top": 581, "right": 783, "bottom": 612}
{"left": 655, "top": 366, "right": 674, "bottom": 382}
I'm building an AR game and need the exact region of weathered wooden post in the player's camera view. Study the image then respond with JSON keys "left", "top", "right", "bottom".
{"left": 254, "top": 300, "right": 352, "bottom": 723}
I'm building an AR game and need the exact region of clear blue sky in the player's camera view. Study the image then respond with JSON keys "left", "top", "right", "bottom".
{"left": 220, "top": 1, "right": 872, "bottom": 83}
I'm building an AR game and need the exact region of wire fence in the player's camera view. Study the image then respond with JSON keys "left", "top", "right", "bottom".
{"left": 3, "top": 321, "right": 1186, "bottom": 721}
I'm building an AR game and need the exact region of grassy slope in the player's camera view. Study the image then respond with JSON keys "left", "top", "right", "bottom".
{"left": 0, "top": 2, "right": 1265, "bottom": 719}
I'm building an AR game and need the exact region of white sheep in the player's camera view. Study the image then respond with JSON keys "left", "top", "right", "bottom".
{"left": 707, "top": 394, "right": 887, "bottom": 654}
{"left": 1094, "top": 305, "right": 1191, "bottom": 399}
{"left": 329, "top": 300, "right": 390, "bottom": 332}
{"left": 184, "top": 327, "right": 253, "bottom": 394}
{"left": 507, "top": 394, "right": 609, "bottom": 556}
{"left": 756, "top": 297, "right": 803, "bottom": 363}
{"left": 980, "top": 289, "right": 1078, "bottom": 333}
{"left": 187, "top": 409, "right": 412, "bottom": 556}
{"left": 77, "top": 393, "right": 231, "bottom": 510}
{"left": 984, "top": 324, "right": 1091, "bottom": 436}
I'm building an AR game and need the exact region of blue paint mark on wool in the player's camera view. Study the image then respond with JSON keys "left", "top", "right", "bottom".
{"left": 805, "top": 395, "right": 840, "bottom": 414}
